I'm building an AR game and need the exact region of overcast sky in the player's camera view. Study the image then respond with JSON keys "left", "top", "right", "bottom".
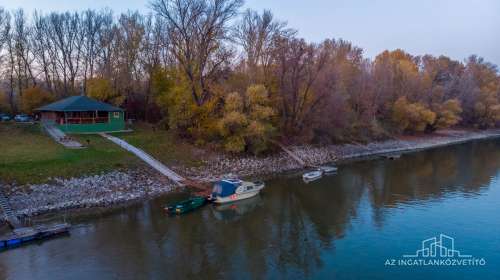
{"left": 1, "top": 0, "right": 498, "bottom": 66}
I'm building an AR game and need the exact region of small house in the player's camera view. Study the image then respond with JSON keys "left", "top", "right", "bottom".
{"left": 35, "top": 95, "right": 125, "bottom": 133}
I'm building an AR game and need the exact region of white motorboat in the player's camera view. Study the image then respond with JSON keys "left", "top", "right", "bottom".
{"left": 302, "top": 170, "right": 323, "bottom": 182}
{"left": 320, "top": 165, "right": 338, "bottom": 173}
{"left": 210, "top": 179, "right": 265, "bottom": 204}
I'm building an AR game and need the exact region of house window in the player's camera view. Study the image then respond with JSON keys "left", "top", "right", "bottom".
{"left": 114, "top": 112, "right": 120, "bottom": 118}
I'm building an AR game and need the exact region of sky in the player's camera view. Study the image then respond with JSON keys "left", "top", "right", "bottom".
{"left": 0, "top": 0, "right": 498, "bottom": 66}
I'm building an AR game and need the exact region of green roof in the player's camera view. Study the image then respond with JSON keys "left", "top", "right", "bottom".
{"left": 36, "top": 95, "right": 124, "bottom": 112}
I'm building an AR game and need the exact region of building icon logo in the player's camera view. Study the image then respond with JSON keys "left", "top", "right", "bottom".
{"left": 385, "top": 233, "right": 486, "bottom": 267}
{"left": 403, "top": 234, "right": 471, "bottom": 258}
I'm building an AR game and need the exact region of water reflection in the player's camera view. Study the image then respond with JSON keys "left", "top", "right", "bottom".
{"left": 1, "top": 140, "right": 500, "bottom": 279}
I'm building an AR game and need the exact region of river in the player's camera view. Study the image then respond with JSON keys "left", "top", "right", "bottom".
{"left": 1, "top": 140, "right": 500, "bottom": 279}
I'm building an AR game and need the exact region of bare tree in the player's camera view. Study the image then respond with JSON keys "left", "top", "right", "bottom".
{"left": 234, "top": 9, "right": 294, "bottom": 84}
{"left": 151, "top": 0, "right": 243, "bottom": 106}
{"left": 273, "top": 37, "right": 328, "bottom": 136}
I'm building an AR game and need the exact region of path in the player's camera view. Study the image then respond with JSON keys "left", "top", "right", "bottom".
{"left": 0, "top": 187, "right": 21, "bottom": 228}
{"left": 100, "top": 133, "right": 185, "bottom": 186}
{"left": 42, "top": 123, "right": 84, "bottom": 149}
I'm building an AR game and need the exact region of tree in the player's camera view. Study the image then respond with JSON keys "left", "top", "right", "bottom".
{"left": 21, "top": 86, "right": 54, "bottom": 113}
{"left": 218, "top": 84, "right": 275, "bottom": 154}
{"left": 234, "top": 9, "right": 294, "bottom": 84}
{"left": 432, "top": 99, "right": 462, "bottom": 130}
{"left": 86, "top": 77, "right": 123, "bottom": 105}
{"left": 151, "top": 0, "right": 244, "bottom": 106}
{"left": 273, "top": 37, "right": 328, "bottom": 137}
{"left": 392, "top": 97, "right": 436, "bottom": 133}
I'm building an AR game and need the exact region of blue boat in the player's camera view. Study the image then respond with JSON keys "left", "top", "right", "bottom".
{"left": 209, "top": 179, "right": 265, "bottom": 204}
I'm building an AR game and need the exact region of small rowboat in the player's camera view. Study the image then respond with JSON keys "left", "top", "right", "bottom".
{"left": 320, "top": 165, "right": 338, "bottom": 173}
{"left": 303, "top": 170, "right": 323, "bottom": 182}
{"left": 164, "top": 196, "right": 206, "bottom": 215}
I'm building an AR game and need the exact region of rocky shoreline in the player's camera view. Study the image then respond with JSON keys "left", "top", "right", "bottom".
{"left": 4, "top": 128, "right": 500, "bottom": 219}
{"left": 5, "top": 169, "right": 176, "bottom": 217}
{"left": 182, "top": 128, "right": 500, "bottom": 181}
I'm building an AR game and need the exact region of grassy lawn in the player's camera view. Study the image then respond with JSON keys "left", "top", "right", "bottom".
{"left": 114, "top": 123, "right": 209, "bottom": 168}
{"left": 0, "top": 123, "right": 140, "bottom": 184}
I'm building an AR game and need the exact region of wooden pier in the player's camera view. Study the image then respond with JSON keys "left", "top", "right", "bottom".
{"left": 0, "top": 223, "right": 70, "bottom": 250}
{"left": 0, "top": 185, "right": 71, "bottom": 250}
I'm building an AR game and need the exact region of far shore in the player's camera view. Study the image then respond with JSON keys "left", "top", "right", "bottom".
{"left": 3, "top": 128, "right": 500, "bottom": 220}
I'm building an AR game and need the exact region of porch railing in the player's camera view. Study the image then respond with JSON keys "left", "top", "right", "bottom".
{"left": 63, "top": 117, "right": 109, "bottom": 124}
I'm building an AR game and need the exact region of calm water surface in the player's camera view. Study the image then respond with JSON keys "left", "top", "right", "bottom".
{"left": 1, "top": 140, "right": 500, "bottom": 279}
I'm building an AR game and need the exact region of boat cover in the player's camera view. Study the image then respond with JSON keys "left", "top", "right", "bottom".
{"left": 212, "top": 180, "right": 241, "bottom": 197}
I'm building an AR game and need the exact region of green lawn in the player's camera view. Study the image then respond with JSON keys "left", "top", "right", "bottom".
{"left": 0, "top": 123, "right": 140, "bottom": 184}
{"left": 0, "top": 122, "right": 208, "bottom": 185}
{"left": 114, "top": 123, "right": 208, "bottom": 167}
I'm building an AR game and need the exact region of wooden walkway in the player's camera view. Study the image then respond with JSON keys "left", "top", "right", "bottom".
{"left": 100, "top": 133, "right": 186, "bottom": 186}
{"left": 0, "top": 187, "right": 21, "bottom": 228}
{"left": 270, "top": 140, "right": 309, "bottom": 167}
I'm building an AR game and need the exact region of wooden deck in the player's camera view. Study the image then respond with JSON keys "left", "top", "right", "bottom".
{"left": 0, "top": 223, "right": 70, "bottom": 250}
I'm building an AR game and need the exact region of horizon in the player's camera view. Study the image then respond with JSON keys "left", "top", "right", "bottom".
{"left": 0, "top": 0, "right": 498, "bottom": 67}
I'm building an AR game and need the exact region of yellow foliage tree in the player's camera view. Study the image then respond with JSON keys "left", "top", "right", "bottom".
{"left": 392, "top": 97, "right": 436, "bottom": 132}
{"left": 87, "top": 78, "right": 123, "bottom": 106}
{"left": 218, "top": 85, "right": 276, "bottom": 154}
{"left": 21, "top": 87, "right": 55, "bottom": 114}
{"left": 473, "top": 91, "right": 500, "bottom": 128}
{"left": 433, "top": 99, "right": 462, "bottom": 129}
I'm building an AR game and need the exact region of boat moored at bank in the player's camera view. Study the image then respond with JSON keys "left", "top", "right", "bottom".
{"left": 209, "top": 179, "right": 265, "bottom": 204}
{"left": 302, "top": 170, "right": 323, "bottom": 182}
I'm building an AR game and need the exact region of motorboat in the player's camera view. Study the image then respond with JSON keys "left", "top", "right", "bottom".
{"left": 209, "top": 179, "right": 265, "bottom": 204}
{"left": 320, "top": 165, "right": 338, "bottom": 174}
{"left": 302, "top": 170, "right": 323, "bottom": 182}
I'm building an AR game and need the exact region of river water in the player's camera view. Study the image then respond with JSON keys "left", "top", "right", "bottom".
{"left": 1, "top": 140, "right": 500, "bottom": 279}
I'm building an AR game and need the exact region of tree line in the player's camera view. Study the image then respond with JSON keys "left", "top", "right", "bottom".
{"left": 0, "top": 1, "right": 499, "bottom": 154}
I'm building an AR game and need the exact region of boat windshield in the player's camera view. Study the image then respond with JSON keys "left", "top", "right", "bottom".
{"left": 212, "top": 180, "right": 239, "bottom": 197}
{"left": 212, "top": 183, "right": 223, "bottom": 195}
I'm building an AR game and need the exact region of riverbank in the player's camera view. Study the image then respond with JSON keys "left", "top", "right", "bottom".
{"left": 4, "top": 169, "right": 176, "bottom": 217}
{"left": 182, "top": 128, "right": 500, "bottom": 182}
{"left": 3, "top": 128, "right": 500, "bottom": 218}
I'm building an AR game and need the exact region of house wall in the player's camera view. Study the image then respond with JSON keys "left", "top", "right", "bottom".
{"left": 57, "top": 111, "right": 125, "bottom": 133}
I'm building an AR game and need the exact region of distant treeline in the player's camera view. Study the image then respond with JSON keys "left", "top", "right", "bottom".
{"left": 0, "top": 1, "right": 499, "bottom": 154}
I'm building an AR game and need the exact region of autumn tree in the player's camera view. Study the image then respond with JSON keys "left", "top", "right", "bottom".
{"left": 432, "top": 99, "right": 462, "bottom": 130}
{"left": 273, "top": 36, "right": 328, "bottom": 138}
{"left": 234, "top": 9, "right": 294, "bottom": 85}
{"left": 218, "top": 84, "right": 275, "bottom": 154}
{"left": 21, "top": 86, "right": 54, "bottom": 113}
{"left": 151, "top": 0, "right": 243, "bottom": 106}
{"left": 392, "top": 97, "right": 436, "bottom": 133}
{"left": 86, "top": 77, "right": 123, "bottom": 105}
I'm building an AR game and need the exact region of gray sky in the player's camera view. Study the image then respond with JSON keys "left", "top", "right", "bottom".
{"left": 1, "top": 0, "right": 498, "bottom": 66}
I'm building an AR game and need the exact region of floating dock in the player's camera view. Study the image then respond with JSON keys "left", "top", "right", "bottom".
{"left": 0, "top": 223, "right": 70, "bottom": 250}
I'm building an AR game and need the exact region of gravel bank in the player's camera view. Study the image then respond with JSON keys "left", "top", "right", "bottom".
{"left": 5, "top": 169, "right": 176, "bottom": 217}
{"left": 182, "top": 129, "right": 500, "bottom": 182}
{"left": 3, "top": 128, "right": 500, "bottom": 218}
